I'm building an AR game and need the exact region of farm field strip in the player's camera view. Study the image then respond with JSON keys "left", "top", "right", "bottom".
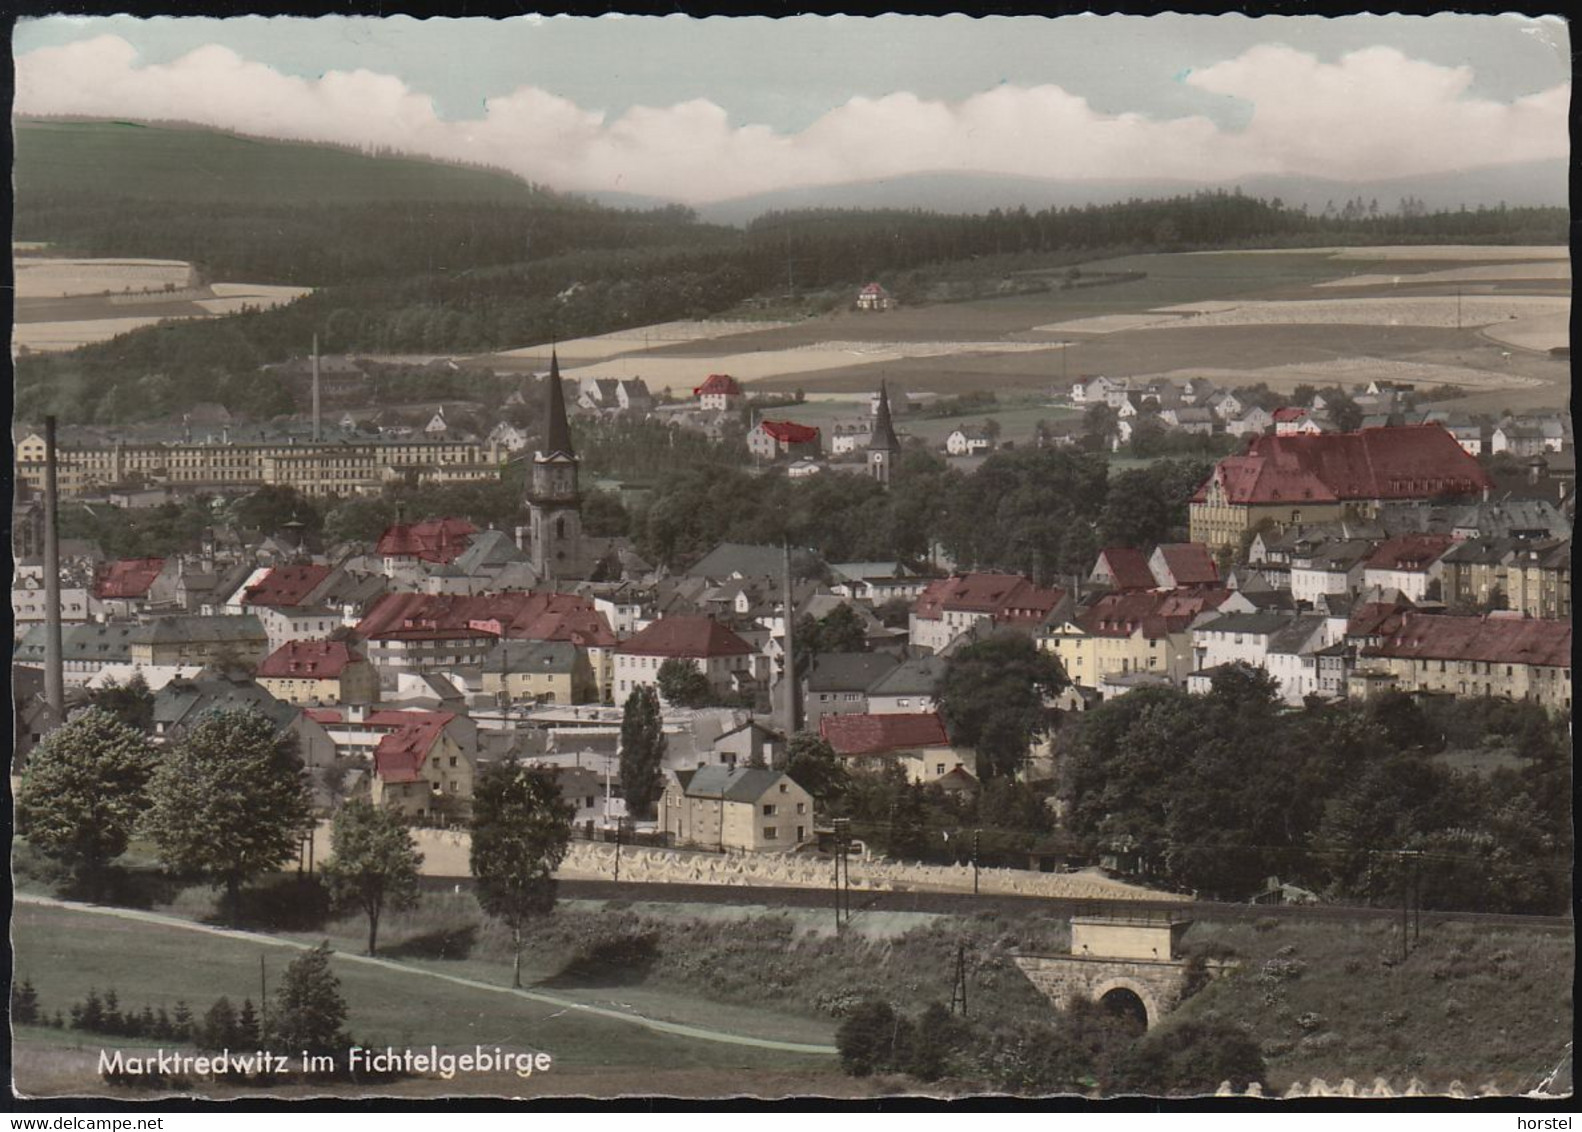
{"left": 1126, "top": 356, "right": 1545, "bottom": 391}
{"left": 1183, "top": 245, "right": 1568, "bottom": 261}
{"left": 1315, "top": 262, "right": 1571, "bottom": 288}
{"left": 14, "top": 255, "right": 194, "bottom": 298}
{"left": 15, "top": 893, "right": 838, "bottom": 1056}
{"left": 1038, "top": 294, "right": 1567, "bottom": 337}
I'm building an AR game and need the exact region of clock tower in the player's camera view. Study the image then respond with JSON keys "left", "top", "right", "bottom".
{"left": 868, "top": 381, "right": 901, "bottom": 488}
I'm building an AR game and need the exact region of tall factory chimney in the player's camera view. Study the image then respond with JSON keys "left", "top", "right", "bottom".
{"left": 311, "top": 333, "right": 322, "bottom": 443}
{"left": 42, "top": 416, "right": 65, "bottom": 721}
{"left": 781, "top": 541, "right": 800, "bottom": 740}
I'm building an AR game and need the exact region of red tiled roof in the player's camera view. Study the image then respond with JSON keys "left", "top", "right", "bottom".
{"left": 373, "top": 712, "right": 455, "bottom": 784}
{"left": 257, "top": 639, "right": 363, "bottom": 679}
{"left": 693, "top": 373, "right": 742, "bottom": 397}
{"left": 1364, "top": 534, "right": 1455, "bottom": 573}
{"left": 1272, "top": 407, "right": 1308, "bottom": 422}
{"left": 617, "top": 615, "right": 752, "bottom": 658}
{"left": 913, "top": 573, "right": 1062, "bottom": 623}
{"left": 1346, "top": 601, "right": 1413, "bottom": 640}
{"left": 1192, "top": 426, "right": 1491, "bottom": 506}
{"left": 760, "top": 420, "right": 820, "bottom": 445}
{"left": 1155, "top": 543, "right": 1219, "bottom": 587}
{"left": 243, "top": 564, "right": 332, "bottom": 608}
{"left": 94, "top": 558, "right": 165, "bottom": 599}
{"left": 860, "top": 283, "right": 889, "bottom": 295}
{"left": 820, "top": 712, "right": 950, "bottom": 756}
{"left": 1364, "top": 613, "right": 1571, "bottom": 668}
{"left": 1095, "top": 548, "right": 1155, "bottom": 591}
{"left": 375, "top": 517, "right": 478, "bottom": 564}
{"left": 1075, "top": 587, "right": 1230, "bottom": 640}
{"left": 357, "top": 592, "right": 615, "bottom": 647}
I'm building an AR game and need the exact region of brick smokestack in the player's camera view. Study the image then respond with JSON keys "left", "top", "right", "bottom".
{"left": 312, "top": 333, "right": 322, "bottom": 443}
{"left": 42, "top": 416, "right": 65, "bottom": 720}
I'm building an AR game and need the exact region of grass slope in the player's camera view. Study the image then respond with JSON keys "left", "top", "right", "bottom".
{"left": 12, "top": 902, "right": 839, "bottom": 1099}
{"left": 15, "top": 119, "right": 558, "bottom": 208}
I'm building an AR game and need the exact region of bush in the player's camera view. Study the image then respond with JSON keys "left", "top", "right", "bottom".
{"left": 1113, "top": 1019, "right": 1266, "bottom": 1095}
{"left": 836, "top": 999, "right": 911, "bottom": 1077}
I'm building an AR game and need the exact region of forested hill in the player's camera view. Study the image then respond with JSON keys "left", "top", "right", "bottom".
{"left": 15, "top": 118, "right": 566, "bottom": 207}
{"left": 13, "top": 120, "right": 1568, "bottom": 426}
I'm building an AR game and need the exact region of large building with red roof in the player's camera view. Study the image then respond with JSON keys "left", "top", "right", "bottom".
{"left": 1356, "top": 613, "right": 1570, "bottom": 712}
{"left": 748, "top": 419, "right": 821, "bottom": 463}
{"left": 257, "top": 639, "right": 380, "bottom": 706}
{"left": 1189, "top": 425, "right": 1492, "bottom": 552}
{"left": 910, "top": 573, "right": 1069, "bottom": 653}
{"left": 613, "top": 615, "right": 765, "bottom": 703}
{"left": 1040, "top": 586, "right": 1232, "bottom": 693}
{"left": 242, "top": 563, "right": 333, "bottom": 608}
{"left": 818, "top": 711, "right": 970, "bottom": 784}
{"left": 356, "top": 590, "right": 616, "bottom": 695}
{"left": 375, "top": 516, "right": 478, "bottom": 567}
{"left": 693, "top": 373, "right": 744, "bottom": 411}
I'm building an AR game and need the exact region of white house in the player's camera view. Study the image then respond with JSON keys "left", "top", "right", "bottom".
{"left": 946, "top": 428, "right": 993, "bottom": 457}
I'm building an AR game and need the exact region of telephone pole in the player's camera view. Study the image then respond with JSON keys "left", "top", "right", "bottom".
{"left": 949, "top": 943, "right": 969, "bottom": 1017}
{"left": 972, "top": 828, "right": 982, "bottom": 896}
{"left": 832, "top": 817, "right": 851, "bottom": 932}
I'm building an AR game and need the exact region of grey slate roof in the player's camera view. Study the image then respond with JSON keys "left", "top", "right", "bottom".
{"left": 804, "top": 651, "right": 902, "bottom": 694}
{"left": 152, "top": 673, "right": 297, "bottom": 733}
{"left": 130, "top": 614, "right": 267, "bottom": 646}
{"left": 1198, "top": 612, "right": 1297, "bottom": 636}
{"left": 1266, "top": 615, "right": 1329, "bottom": 656}
{"left": 866, "top": 655, "right": 948, "bottom": 697}
{"left": 481, "top": 639, "right": 578, "bottom": 675}
{"left": 680, "top": 764, "right": 788, "bottom": 802}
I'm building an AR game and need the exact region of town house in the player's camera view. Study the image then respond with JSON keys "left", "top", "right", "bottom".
{"left": 660, "top": 766, "right": 813, "bottom": 851}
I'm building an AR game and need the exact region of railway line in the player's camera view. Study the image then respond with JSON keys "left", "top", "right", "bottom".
{"left": 418, "top": 875, "right": 1573, "bottom": 932}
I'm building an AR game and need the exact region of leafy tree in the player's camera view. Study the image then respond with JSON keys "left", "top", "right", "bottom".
{"left": 269, "top": 944, "right": 349, "bottom": 1060}
{"left": 87, "top": 672, "right": 155, "bottom": 733}
{"left": 470, "top": 761, "right": 575, "bottom": 988}
{"left": 836, "top": 999, "right": 911, "bottom": 1077}
{"left": 619, "top": 686, "right": 667, "bottom": 820}
{"left": 936, "top": 632, "right": 1068, "bottom": 780}
{"left": 320, "top": 800, "right": 424, "bottom": 956}
{"left": 907, "top": 1002, "right": 966, "bottom": 1082}
{"left": 143, "top": 707, "right": 314, "bottom": 924}
{"left": 782, "top": 733, "right": 849, "bottom": 804}
{"left": 814, "top": 603, "right": 869, "bottom": 653}
{"left": 1112, "top": 1019, "right": 1266, "bottom": 1095}
{"left": 656, "top": 658, "right": 712, "bottom": 709}
{"left": 16, "top": 707, "right": 158, "bottom": 896}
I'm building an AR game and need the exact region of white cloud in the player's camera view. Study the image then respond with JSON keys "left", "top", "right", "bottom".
{"left": 14, "top": 35, "right": 1570, "bottom": 204}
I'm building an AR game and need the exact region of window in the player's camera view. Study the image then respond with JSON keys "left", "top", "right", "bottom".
{"left": 763, "top": 804, "right": 777, "bottom": 816}
{"left": 796, "top": 802, "right": 806, "bottom": 815}
{"left": 778, "top": 784, "right": 788, "bottom": 793}
{"left": 449, "top": 756, "right": 458, "bottom": 767}
{"left": 936, "top": 763, "right": 946, "bottom": 776}
{"left": 763, "top": 827, "right": 777, "bottom": 840}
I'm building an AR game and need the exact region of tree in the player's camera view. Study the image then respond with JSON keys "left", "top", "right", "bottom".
{"left": 656, "top": 658, "right": 712, "bottom": 708}
{"left": 320, "top": 800, "right": 423, "bottom": 956}
{"left": 16, "top": 707, "right": 157, "bottom": 896}
{"left": 269, "top": 944, "right": 349, "bottom": 1061}
{"left": 470, "top": 761, "right": 575, "bottom": 988}
{"left": 815, "top": 603, "right": 869, "bottom": 653}
{"left": 836, "top": 999, "right": 911, "bottom": 1077}
{"left": 619, "top": 686, "right": 667, "bottom": 820}
{"left": 782, "top": 732, "right": 849, "bottom": 804}
{"left": 936, "top": 632, "right": 1068, "bottom": 780}
{"left": 87, "top": 672, "right": 155, "bottom": 732}
{"left": 143, "top": 707, "right": 314, "bottom": 924}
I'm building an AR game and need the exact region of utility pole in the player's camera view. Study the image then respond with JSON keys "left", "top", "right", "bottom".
{"left": 972, "top": 828, "right": 982, "bottom": 896}
{"left": 832, "top": 817, "right": 851, "bottom": 932}
{"left": 613, "top": 817, "right": 623, "bottom": 884}
{"left": 949, "top": 943, "right": 969, "bottom": 1017}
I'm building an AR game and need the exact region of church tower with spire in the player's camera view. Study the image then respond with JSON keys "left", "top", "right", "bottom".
{"left": 868, "top": 381, "right": 901, "bottom": 487}
{"left": 527, "top": 350, "right": 583, "bottom": 581}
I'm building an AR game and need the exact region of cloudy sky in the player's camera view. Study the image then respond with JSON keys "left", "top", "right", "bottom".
{"left": 13, "top": 14, "right": 1572, "bottom": 205}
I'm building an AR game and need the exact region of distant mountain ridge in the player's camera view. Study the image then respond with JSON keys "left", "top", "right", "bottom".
{"left": 638, "top": 162, "right": 1572, "bottom": 226}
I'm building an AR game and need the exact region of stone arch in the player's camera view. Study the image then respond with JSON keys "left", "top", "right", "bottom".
{"left": 1091, "top": 976, "right": 1163, "bottom": 1030}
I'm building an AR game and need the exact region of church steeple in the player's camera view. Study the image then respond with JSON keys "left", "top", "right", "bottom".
{"left": 542, "top": 348, "right": 575, "bottom": 460}
{"left": 868, "top": 381, "right": 901, "bottom": 487}
{"left": 527, "top": 347, "right": 583, "bottom": 581}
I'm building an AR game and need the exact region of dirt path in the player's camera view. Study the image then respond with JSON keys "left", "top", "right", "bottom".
{"left": 15, "top": 893, "right": 837, "bottom": 1057}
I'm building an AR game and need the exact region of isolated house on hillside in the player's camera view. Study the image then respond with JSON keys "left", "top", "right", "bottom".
{"left": 855, "top": 282, "right": 895, "bottom": 311}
